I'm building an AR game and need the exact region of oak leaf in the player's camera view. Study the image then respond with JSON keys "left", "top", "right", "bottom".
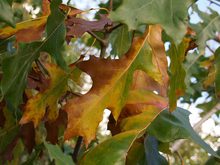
{"left": 64, "top": 31, "right": 150, "bottom": 145}
{"left": 20, "top": 64, "right": 68, "bottom": 127}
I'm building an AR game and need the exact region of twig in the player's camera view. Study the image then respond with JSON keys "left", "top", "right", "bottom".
{"left": 67, "top": 0, "right": 71, "bottom": 5}
{"left": 100, "top": 32, "right": 110, "bottom": 58}
{"left": 88, "top": 31, "right": 105, "bottom": 44}
{"left": 174, "top": 151, "right": 184, "bottom": 165}
{"left": 109, "top": 23, "right": 123, "bottom": 32}
{"left": 208, "top": 0, "right": 220, "bottom": 7}
{"left": 72, "top": 136, "right": 83, "bottom": 163}
{"left": 206, "top": 44, "right": 215, "bottom": 54}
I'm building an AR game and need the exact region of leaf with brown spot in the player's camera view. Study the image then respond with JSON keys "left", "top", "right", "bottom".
{"left": 0, "top": 16, "right": 47, "bottom": 42}
{"left": 168, "top": 38, "right": 190, "bottom": 111}
{"left": 64, "top": 31, "right": 151, "bottom": 145}
{"left": 19, "top": 64, "right": 69, "bottom": 127}
{"left": 146, "top": 25, "right": 169, "bottom": 96}
{"left": 119, "top": 90, "right": 168, "bottom": 132}
{"left": 131, "top": 25, "right": 168, "bottom": 96}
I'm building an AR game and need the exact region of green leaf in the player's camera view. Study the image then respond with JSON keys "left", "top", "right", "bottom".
{"left": 79, "top": 130, "right": 139, "bottom": 165}
{"left": 167, "top": 39, "right": 189, "bottom": 111}
{"left": 43, "top": 0, "right": 68, "bottom": 70}
{"left": 44, "top": 142, "right": 74, "bottom": 165}
{"left": 147, "top": 108, "right": 220, "bottom": 159}
{"left": 1, "top": 42, "right": 41, "bottom": 109}
{"left": 110, "top": 0, "right": 192, "bottom": 43}
{"left": 190, "top": 5, "right": 220, "bottom": 51}
{"left": 0, "top": 0, "right": 15, "bottom": 27}
{"left": 126, "top": 141, "right": 146, "bottom": 165}
{"left": 144, "top": 135, "right": 168, "bottom": 165}
{"left": 109, "top": 25, "right": 132, "bottom": 57}
{"left": 0, "top": 107, "right": 19, "bottom": 155}
{"left": 9, "top": 139, "right": 24, "bottom": 165}
{"left": 214, "top": 47, "right": 220, "bottom": 97}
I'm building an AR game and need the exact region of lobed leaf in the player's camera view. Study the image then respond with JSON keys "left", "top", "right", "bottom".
{"left": 110, "top": 0, "right": 192, "bottom": 43}
{"left": 190, "top": 5, "right": 220, "bottom": 52}
{"left": 19, "top": 64, "right": 69, "bottom": 127}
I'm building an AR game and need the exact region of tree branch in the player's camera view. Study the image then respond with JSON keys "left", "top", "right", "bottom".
{"left": 208, "top": 0, "right": 220, "bottom": 7}
{"left": 206, "top": 44, "right": 215, "bottom": 54}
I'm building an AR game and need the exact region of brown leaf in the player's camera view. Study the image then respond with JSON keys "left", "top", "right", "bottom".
{"left": 0, "top": 102, "right": 5, "bottom": 127}
{"left": 66, "top": 14, "right": 112, "bottom": 40}
{"left": 42, "top": 0, "right": 51, "bottom": 16}
{"left": 20, "top": 123, "right": 35, "bottom": 153}
{"left": 45, "top": 110, "right": 67, "bottom": 144}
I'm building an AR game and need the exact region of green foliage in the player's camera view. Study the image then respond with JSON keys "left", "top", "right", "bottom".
{"left": 0, "top": 0, "right": 14, "bottom": 27}
{"left": 148, "top": 108, "right": 219, "bottom": 158}
{"left": 1, "top": 42, "right": 42, "bottom": 109}
{"left": 43, "top": 0, "right": 68, "bottom": 70}
{"left": 109, "top": 25, "right": 132, "bottom": 57}
{"left": 110, "top": 0, "right": 192, "bottom": 43}
{"left": 0, "top": 0, "right": 220, "bottom": 164}
{"left": 44, "top": 142, "right": 74, "bottom": 165}
{"left": 191, "top": 4, "right": 220, "bottom": 51}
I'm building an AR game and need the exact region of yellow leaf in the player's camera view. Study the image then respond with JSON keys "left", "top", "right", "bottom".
{"left": 20, "top": 64, "right": 68, "bottom": 127}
